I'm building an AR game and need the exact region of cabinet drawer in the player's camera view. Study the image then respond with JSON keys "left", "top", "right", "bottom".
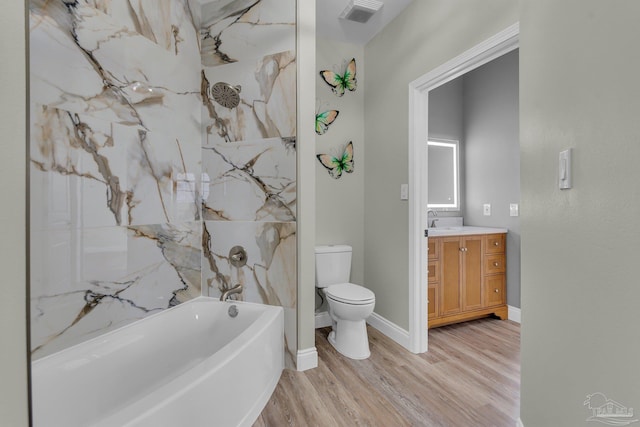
{"left": 428, "top": 238, "right": 440, "bottom": 260}
{"left": 485, "top": 234, "right": 506, "bottom": 254}
{"left": 428, "top": 260, "right": 440, "bottom": 283}
{"left": 485, "top": 254, "right": 506, "bottom": 274}
{"left": 484, "top": 274, "right": 505, "bottom": 307}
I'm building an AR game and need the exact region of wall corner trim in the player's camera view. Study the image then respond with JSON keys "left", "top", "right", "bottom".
{"left": 516, "top": 417, "right": 525, "bottom": 427}
{"left": 367, "top": 312, "right": 411, "bottom": 350}
{"left": 296, "top": 347, "right": 318, "bottom": 372}
{"left": 508, "top": 305, "right": 521, "bottom": 324}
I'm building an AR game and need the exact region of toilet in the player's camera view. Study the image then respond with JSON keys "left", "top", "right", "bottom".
{"left": 315, "top": 245, "right": 375, "bottom": 360}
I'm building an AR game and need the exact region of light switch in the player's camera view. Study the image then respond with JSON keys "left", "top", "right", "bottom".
{"left": 559, "top": 148, "right": 572, "bottom": 189}
{"left": 510, "top": 203, "right": 519, "bottom": 217}
{"left": 483, "top": 204, "right": 491, "bottom": 216}
{"left": 400, "top": 184, "right": 409, "bottom": 200}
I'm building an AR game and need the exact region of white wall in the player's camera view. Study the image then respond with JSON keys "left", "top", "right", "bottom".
{"left": 463, "top": 49, "right": 520, "bottom": 308}
{"left": 315, "top": 39, "right": 365, "bottom": 289}
{"left": 0, "top": 1, "right": 29, "bottom": 425}
{"left": 364, "top": 0, "right": 518, "bottom": 330}
{"left": 520, "top": 1, "right": 640, "bottom": 425}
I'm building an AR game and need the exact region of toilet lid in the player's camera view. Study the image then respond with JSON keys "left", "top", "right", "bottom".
{"left": 326, "top": 283, "right": 375, "bottom": 305}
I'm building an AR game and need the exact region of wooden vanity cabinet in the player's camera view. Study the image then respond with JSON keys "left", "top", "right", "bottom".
{"left": 427, "top": 238, "right": 440, "bottom": 320}
{"left": 428, "top": 232, "right": 507, "bottom": 328}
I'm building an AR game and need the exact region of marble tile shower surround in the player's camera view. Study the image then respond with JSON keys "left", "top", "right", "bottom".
{"left": 29, "top": 0, "right": 203, "bottom": 359}
{"left": 201, "top": 49, "right": 297, "bottom": 145}
{"left": 202, "top": 220, "right": 296, "bottom": 364}
{"left": 200, "top": 0, "right": 295, "bottom": 67}
{"left": 198, "top": 0, "right": 298, "bottom": 365}
{"left": 202, "top": 137, "right": 296, "bottom": 221}
{"left": 29, "top": 0, "right": 298, "bottom": 364}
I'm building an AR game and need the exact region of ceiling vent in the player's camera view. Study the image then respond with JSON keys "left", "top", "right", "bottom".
{"left": 339, "top": 0, "right": 384, "bottom": 24}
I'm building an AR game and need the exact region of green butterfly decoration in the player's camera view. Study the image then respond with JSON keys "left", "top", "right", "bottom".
{"left": 320, "top": 58, "right": 357, "bottom": 97}
{"left": 317, "top": 141, "right": 354, "bottom": 179}
{"left": 315, "top": 110, "right": 339, "bottom": 135}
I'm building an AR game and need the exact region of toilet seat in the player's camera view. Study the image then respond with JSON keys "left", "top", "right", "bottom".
{"left": 325, "top": 283, "right": 375, "bottom": 305}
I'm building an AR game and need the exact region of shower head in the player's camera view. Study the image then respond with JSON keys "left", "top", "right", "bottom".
{"left": 210, "top": 82, "right": 241, "bottom": 109}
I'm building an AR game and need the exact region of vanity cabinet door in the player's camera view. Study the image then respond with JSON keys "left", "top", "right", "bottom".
{"left": 428, "top": 238, "right": 439, "bottom": 260}
{"left": 440, "top": 237, "right": 462, "bottom": 315}
{"left": 428, "top": 285, "right": 439, "bottom": 319}
{"left": 462, "top": 236, "right": 483, "bottom": 311}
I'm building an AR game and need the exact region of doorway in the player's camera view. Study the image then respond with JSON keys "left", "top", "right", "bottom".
{"left": 407, "top": 24, "right": 519, "bottom": 353}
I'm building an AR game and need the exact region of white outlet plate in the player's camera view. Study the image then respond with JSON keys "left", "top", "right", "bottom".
{"left": 510, "top": 203, "right": 519, "bottom": 217}
{"left": 483, "top": 203, "right": 491, "bottom": 216}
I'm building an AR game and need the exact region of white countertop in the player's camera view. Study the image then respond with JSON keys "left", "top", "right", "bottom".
{"left": 427, "top": 226, "right": 508, "bottom": 237}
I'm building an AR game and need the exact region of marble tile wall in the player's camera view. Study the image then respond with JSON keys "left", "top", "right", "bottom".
{"left": 29, "top": 0, "right": 202, "bottom": 359}
{"left": 199, "top": 0, "right": 298, "bottom": 366}
{"left": 29, "top": 0, "right": 298, "bottom": 365}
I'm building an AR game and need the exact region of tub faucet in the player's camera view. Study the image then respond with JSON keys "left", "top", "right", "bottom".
{"left": 220, "top": 284, "right": 243, "bottom": 301}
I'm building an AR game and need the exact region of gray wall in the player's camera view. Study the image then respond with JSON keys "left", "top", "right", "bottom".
{"left": 520, "top": 1, "right": 640, "bottom": 425}
{"left": 364, "top": 0, "right": 519, "bottom": 330}
{"left": 315, "top": 39, "right": 365, "bottom": 287}
{"left": 428, "top": 77, "right": 465, "bottom": 216}
{"left": 0, "top": 2, "right": 29, "bottom": 425}
{"left": 463, "top": 50, "right": 520, "bottom": 308}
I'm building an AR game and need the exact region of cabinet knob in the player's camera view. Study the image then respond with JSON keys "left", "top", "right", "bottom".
{"left": 494, "top": 289, "right": 500, "bottom": 293}
{"left": 494, "top": 241, "right": 500, "bottom": 246}
{"left": 493, "top": 262, "right": 499, "bottom": 267}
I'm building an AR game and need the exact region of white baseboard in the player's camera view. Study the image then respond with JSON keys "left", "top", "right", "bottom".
{"left": 296, "top": 347, "right": 318, "bottom": 371}
{"left": 508, "top": 305, "right": 521, "bottom": 324}
{"left": 315, "top": 311, "right": 332, "bottom": 328}
{"left": 367, "top": 312, "right": 410, "bottom": 350}
{"left": 516, "top": 417, "right": 524, "bottom": 427}
{"left": 317, "top": 311, "right": 411, "bottom": 351}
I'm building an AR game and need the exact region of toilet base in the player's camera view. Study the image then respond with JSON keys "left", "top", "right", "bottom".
{"left": 327, "top": 320, "right": 371, "bottom": 360}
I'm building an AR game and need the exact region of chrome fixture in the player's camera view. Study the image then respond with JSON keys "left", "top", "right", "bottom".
{"left": 210, "top": 82, "right": 241, "bottom": 109}
{"left": 229, "top": 245, "right": 247, "bottom": 268}
{"left": 427, "top": 209, "right": 438, "bottom": 228}
{"left": 228, "top": 304, "right": 239, "bottom": 318}
{"left": 220, "top": 283, "right": 243, "bottom": 301}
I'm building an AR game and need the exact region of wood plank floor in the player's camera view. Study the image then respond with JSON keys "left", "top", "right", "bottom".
{"left": 253, "top": 318, "right": 520, "bottom": 427}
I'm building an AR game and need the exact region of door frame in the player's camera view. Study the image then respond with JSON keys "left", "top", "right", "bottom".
{"left": 407, "top": 23, "right": 519, "bottom": 353}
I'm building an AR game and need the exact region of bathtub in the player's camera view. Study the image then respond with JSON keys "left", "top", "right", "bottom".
{"left": 32, "top": 297, "right": 284, "bottom": 427}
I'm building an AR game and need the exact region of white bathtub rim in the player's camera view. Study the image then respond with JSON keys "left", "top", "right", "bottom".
{"left": 33, "top": 297, "right": 284, "bottom": 427}
{"left": 32, "top": 296, "right": 273, "bottom": 365}
{"left": 94, "top": 299, "right": 283, "bottom": 426}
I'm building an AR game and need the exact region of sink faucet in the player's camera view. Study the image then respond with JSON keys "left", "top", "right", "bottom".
{"left": 220, "top": 284, "right": 243, "bottom": 301}
{"left": 427, "top": 209, "right": 438, "bottom": 228}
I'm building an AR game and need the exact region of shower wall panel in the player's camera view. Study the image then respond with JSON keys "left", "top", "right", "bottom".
{"left": 29, "top": 0, "right": 203, "bottom": 359}
{"left": 29, "top": 0, "right": 299, "bottom": 366}
{"left": 199, "top": 0, "right": 298, "bottom": 366}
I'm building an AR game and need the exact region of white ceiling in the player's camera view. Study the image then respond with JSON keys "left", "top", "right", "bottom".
{"left": 316, "top": 0, "right": 413, "bottom": 45}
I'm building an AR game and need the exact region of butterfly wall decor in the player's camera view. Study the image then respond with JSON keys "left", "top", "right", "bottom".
{"left": 315, "top": 110, "right": 339, "bottom": 135}
{"left": 317, "top": 141, "right": 354, "bottom": 179}
{"left": 320, "top": 58, "right": 357, "bottom": 97}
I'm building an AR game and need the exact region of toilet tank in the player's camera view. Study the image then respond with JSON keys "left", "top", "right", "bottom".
{"left": 315, "top": 245, "right": 352, "bottom": 288}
